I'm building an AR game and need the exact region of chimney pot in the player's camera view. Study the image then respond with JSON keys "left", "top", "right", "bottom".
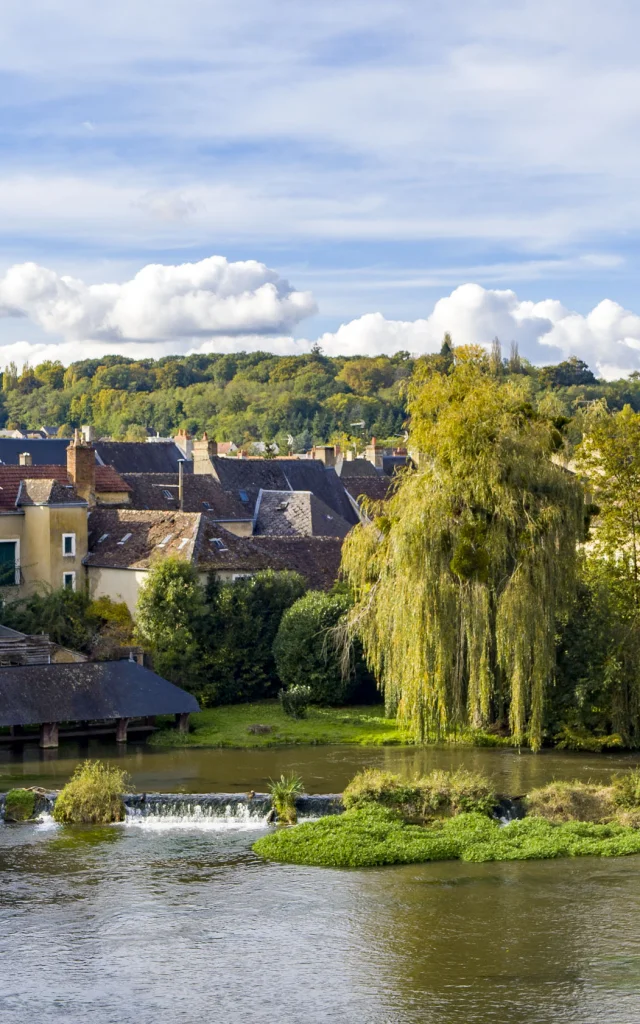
{"left": 19, "top": 452, "right": 32, "bottom": 467}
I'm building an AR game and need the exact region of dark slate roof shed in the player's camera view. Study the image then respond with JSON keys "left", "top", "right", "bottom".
{"left": 95, "top": 441, "right": 191, "bottom": 474}
{"left": 0, "top": 439, "right": 70, "bottom": 465}
{"left": 0, "top": 660, "right": 199, "bottom": 726}
{"left": 253, "top": 489, "right": 352, "bottom": 538}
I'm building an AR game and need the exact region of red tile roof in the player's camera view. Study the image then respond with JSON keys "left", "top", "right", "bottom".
{"left": 0, "top": 464, "right": 130, "bottom": 508}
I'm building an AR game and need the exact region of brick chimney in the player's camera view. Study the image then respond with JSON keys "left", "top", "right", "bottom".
{"left": 364, "top": 436, "right": 384, "bottom": 470}
{"left": 192, "top": 432, "right": 218, "bottom": 474}
{"left": 19, "top": 452, "right": 32, "bottom": 467}
{"left": 312, "top": 445, "right": 336, "bottom": 468}
{"left": 67, "top": 431, "right": 96, "bottom": 504}
{"left": 174, "top": 428, "right": 193, "bottom": 460}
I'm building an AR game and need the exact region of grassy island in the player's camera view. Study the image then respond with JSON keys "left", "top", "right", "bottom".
{"left": 253, "top": 767, "right": 640, "bottom": 867}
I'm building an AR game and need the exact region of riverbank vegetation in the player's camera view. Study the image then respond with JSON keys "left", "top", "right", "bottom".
{"left": 268, "top": 773, "right": 305, "bottom": 824}
{"left": 253, "top": 767, "right": 640, "bottom": 867}
{"left": 4, "top": 788, "right": 36, "bottom": 822}
{"left": 52, "top": 761, "right": 131, "bottom": 824}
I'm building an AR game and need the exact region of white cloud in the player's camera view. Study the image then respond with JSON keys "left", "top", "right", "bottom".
{"left": 4, "top": 268, "right": 640, "bottom": 381}
{"left": 0, "top": 256, "right": 316, "bottom": 343}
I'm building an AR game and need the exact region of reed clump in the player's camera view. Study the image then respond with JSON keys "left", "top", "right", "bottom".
{"left": 4, "top": 788, "right": 36, "bottom": 822}
{"left": 342, "top": 767, "right": 497, "bottom": 821}
{"left": 525, "top": 781, "right": 616, "bottom": 824}
{"left": 268, "top": 773, "right": 305, "bottom": 824}
{"left": 52, "top": 760, "right": 131, "bottom": 824}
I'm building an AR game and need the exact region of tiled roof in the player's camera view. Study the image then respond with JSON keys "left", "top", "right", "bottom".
{"left": 343, "top": 477, "right": 393, "bottom": 505}
{"left": 18, "top": 479, "right": 83, "bottom": 506}
{"left": 121, "top": 473, "right": 250, "bottom": 519}
{"left": 0, "top": 465, "right": 129, "bottom": 508}
{"left": 254, "top": 489, "right": 352, "bottom": 538}
{"left": 210, "top": 456, "right": 359, "bottom": 525}
{"left": 95, "top": 441, "right": 190, "bottom": 474}
{"left": 84, "top": 508, "right": 202, "bottom": 568}
{"left": 246, "top": 536, "right": 344, "bottom": 590}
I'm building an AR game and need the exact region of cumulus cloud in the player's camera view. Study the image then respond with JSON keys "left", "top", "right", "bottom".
{"left": 313, "top": 284, "right": 640, "bottom": 379}
{"left": 0, "top": 256, "right": 316, "bottom": 343}
{"left": 3, "top": 267, "right": 640, "bottom": 380}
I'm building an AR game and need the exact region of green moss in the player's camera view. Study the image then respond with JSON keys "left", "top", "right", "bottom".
{"left": 343, "top": 768, "right": 497, "bottom": 821}
{"left": 53, "top": 760, "right": 131, "bottom": 825}
{"left": 253, "top": 806, "right": 640, "bottom": 868}
{"left": 4, "top": 788, "right": 36, "bottom": 822}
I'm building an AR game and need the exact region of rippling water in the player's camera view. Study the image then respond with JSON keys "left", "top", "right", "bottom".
{"left": 3, "top": 744, "right": 640, "bottom": 1023}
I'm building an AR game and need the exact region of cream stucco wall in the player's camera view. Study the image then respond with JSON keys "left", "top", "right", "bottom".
{"left": 21, "top": 505, "right": 88, "bottom": 593}
{"left": 86, "top": 565, "right": 150, "bottom": 615}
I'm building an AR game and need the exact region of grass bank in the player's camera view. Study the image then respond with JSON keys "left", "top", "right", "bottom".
{"left": 149, "top": 701, "right": 511, "bottom": 750}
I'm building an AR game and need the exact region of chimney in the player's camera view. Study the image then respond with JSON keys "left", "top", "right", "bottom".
{"left": 192, "top": 432, "right": 218, "bottom": 475}
{"left": 174, "top": 428, "right": 193, "bottom": 460}
{"left": 178, "top": 459, "right": 185, "bottom": 510}
{"left": 19, "top": 452, "right": 32, "bottom": 467}
{"left": 67, "top": 431, "right": 96, "bottom": 504}
{"left": 81, "top": 424, "right": 95, "bottom": 443}
{"left": 364, "top": 436, "right": 384, "bottom": 470}
{"left": 312, "top": 445, "right": 335, "bottom": 468}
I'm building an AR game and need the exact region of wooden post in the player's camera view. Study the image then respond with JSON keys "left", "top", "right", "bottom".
{"left": 40, "top": 722, "right": 59, "bottom": 749}
{"left": 175, "top": 713, "right": 190, "bottom": 734}
{"left": 116, "top": 717, "right": 130, "bottom": 743}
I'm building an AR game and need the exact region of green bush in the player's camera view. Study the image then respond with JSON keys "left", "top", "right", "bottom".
{"left": 53, "top": 760, "right": 131, "bottom": 824}
{"left": 273, "top": 590, "right": 374, "bottom": 705}
{"left": 268, "top": 773, "right": 305, "bottom": 824}
{"left": 4, "top": 788, "right": 36, "bottom": 822}
{"left": 342, "top": 767, "right": 497, "bottom": 821}
{"left": 253, "top": 806, "right": 640, "bottom": 868}
{"left": 612, "top": 768, "right": 640, "bottom": 809}
{"left": 279, "top": 685, "right": 313, "bottom": 718}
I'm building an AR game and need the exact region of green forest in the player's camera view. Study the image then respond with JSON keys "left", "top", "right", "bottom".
{"left": 4, "top": 341, "right": 640, "bottom": 449}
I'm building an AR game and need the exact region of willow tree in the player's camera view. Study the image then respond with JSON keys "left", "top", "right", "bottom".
{"left": 341, "top": 348, "right": 585, "bottom": 750}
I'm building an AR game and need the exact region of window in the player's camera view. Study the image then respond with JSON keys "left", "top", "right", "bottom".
{"left": 238, "top": 490, "right": 249, "bottom": 503}
{"left": 0, "top": 540, "right": 19, "bottom": 586}
{"left": 63, "top": 571, "right": 76, "bottom": 591}
{"left": 211, "top": 537, "right": 228, "bottom": 551}
{"left": 162, "top": 489, "right": 174, "bottom": 501}
{"left": 62, "top": 533, "right": 76, "bottom": 557}
{"left": 117, "top": 533, "right": 132, "bottom": 546}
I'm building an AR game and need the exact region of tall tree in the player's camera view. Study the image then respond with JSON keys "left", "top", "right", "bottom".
{"left": 341, "top": 348, "right": 585, "bottom": 749}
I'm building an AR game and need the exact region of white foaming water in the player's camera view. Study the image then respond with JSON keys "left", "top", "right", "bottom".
{"left": 123, "top": 802, "right": 270, "bottom": 831}
{"left": 34, "top": 812, "right": 58, "bottom": 831}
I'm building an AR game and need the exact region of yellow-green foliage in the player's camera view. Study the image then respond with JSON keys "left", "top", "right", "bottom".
{"left": 53, "top": 760, "right": 131, "bottom": 824}
{"left": 525, "top": 780, "right": 616, "bottom": 824}
{"left": 612, "top": 767, "right": 640, "bottom": 809}
{"left": 341, "top": 352, "right": 585, "bottom": 751}
{"left": 268, "top": 773, "right": 305, "bottom": 824}
{"left": 342, "top": 767, "right": 497, "bottom": 821}
{"left": 4, "top": 788, "right": 36, "bottom": 822}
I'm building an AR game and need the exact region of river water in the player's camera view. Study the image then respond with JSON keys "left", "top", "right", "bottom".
{"left": 3, "top": 742, "right": 640, "bottom": 1023}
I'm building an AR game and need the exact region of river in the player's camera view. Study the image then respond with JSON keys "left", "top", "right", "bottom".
{"left": 2, "top": 742, "right": 640, "bottom": 1023}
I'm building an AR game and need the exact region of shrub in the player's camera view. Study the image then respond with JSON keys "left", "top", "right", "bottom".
{"left": 612, "top": 768, "right": 640, "bottom": 809}
{"left": 342, "top": 767, "right": 497, "bottom": 821}
{"left": 4, "top": 788, "right": 36, "bottom": 822}
{"left": 279, "top": 685, "right": 313, "bottom": 719}
{"left": 52, "top": 760, "right": 131, "bottom": 824}
{"left": 524, "top": 780, "right": 615, "bottom": 824}
{"left": 268, "top": 773, "right": 305, "bottom": 824}
{"left": 253, "top": 806, "right": 640, "bottom": 868}
{"left": 274, "top": 591, "right": 374, "bottom": 705}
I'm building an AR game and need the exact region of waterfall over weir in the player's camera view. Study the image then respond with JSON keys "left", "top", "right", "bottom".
{"left": 122, "top": 792, "right": 344, "bottom": 829}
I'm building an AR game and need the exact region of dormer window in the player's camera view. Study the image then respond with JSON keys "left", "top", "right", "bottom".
{"left": 62, "top": 533, "right": 76, "bottom": 557}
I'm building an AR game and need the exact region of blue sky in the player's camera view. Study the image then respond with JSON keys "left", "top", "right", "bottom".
{"left": 0, "top": 0, "right": 639, "bottom": 375}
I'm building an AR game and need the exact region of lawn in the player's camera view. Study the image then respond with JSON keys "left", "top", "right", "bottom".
{"left": 149, "top": 701, "right": 413, "bottom": 748}
{"left": 149, "top": 700, "right": 511, "bottom": 749}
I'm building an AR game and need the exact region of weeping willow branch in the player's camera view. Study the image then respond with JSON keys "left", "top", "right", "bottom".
{"left": 341, "top": 349, "right": 584, "bottom": 751}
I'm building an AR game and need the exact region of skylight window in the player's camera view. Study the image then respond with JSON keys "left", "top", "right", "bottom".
{"left": 157, "top": 533, "right": 174, "bottom": 547}
{"left": 210, "top": 537, "right": 228, "bottom": 551}
{"left": 202, "top": 501, "right": 212, "bottom": 510}
{"left": 239, "top": 490, "right": 249, "bottom": 503}
{"left": 98, "top": 533, "right": 109, "bottom": 544}
{"left": 162, "top": 489, "right": 174, "bottom": 501}
{"left": 178, "top": 537, "right": 189, "bottom": 550}
{"left": 117, "top": 532, "right": 132, "bottom": 545}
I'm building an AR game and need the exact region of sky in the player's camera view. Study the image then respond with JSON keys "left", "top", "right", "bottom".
{"left": 1, "top": 0, "right": 640, "bottom": 377}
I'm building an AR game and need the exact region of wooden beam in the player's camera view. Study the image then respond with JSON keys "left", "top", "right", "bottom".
{"left": 175, "top": 712, "right": 190, "bottom": 734}
{"left": 115, "top": 717, "right": 131, "bottom": 743}
{"left": 39, "top": 722, "right": 59, "bottom": 748}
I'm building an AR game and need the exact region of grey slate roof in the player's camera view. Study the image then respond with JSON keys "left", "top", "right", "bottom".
{"left": 335, "top": 457, "right": 381, "bottom": 479}
{"left": 254, "top": 490, "right": 352, "bottom": 538}
{"left": 18, "top": 479, "right": 84, "bottom": 506}
{"left": 121, "top": 473, "right": 250, "bottom": 520}
{"left": 0, "top": 660, "right": 200, "bottom": 726}
{"left": 95, "top": 441, "right": 190, "bottom": 474}
{"left": 0, "top": 438, "right": 70, "bottom": 465}
{"left": 210, "top": 456, "right": 358, "bottom": 525}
